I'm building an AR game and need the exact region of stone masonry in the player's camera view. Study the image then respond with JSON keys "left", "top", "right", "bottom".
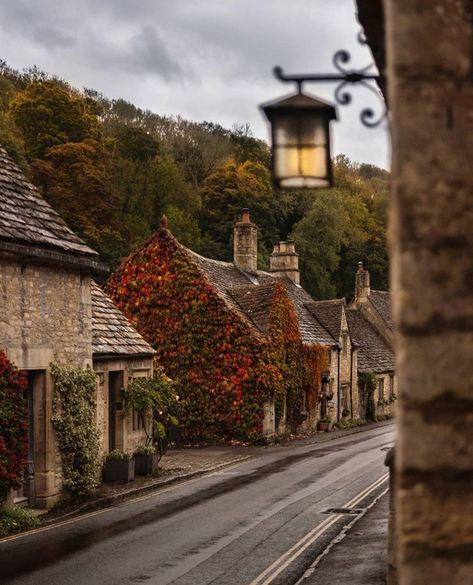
{"left": 385, "top": 1, "right": 473, "bottom": 583}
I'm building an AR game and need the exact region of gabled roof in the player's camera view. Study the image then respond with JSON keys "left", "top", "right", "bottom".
{"left": 0, "top": 145, "right": 102, "bottom": 268}
{"left": 305, "top": 299, "right": 345, "bottom": 340}
{"left": 186, "top": 246, "right": 335, "bottom": 346}
{"left": 91, "top": 281, "right": 155, "bottom": 358}
{"left": 346, "top": 309, "right": 394, "bottom": 373}
{"left": 369, "top": 290, "right": 394, "bottom": 331}
{"left": 228, "top": 283, "right": 277, "bottom": 334}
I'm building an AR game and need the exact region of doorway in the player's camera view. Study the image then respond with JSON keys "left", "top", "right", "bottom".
{"left": 108, "top": 371, "right": 124, "bottom": 452}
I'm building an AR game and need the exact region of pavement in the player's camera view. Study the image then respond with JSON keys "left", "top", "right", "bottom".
{"left": 296, "top": 491, "right": 389, "bottom": 584}
{"left": 0, "top": 422, "right": 395, "bottom": 585}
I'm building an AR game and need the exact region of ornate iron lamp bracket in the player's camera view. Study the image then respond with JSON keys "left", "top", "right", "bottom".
{"left": 273, "top": 48, "right": 386, "bottom": 128}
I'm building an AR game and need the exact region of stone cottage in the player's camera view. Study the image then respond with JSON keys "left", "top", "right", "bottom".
{"left": 347, "top": 262, "right": 396, "bottom": 419}
{"left": 305, "top": 299, "right": 359, "bottom": 420}
{"left": 106, "top": 211, "right": 344, "bottom": 440}
{"left": 0, "top": 145, "right": 155, "bottom": 508}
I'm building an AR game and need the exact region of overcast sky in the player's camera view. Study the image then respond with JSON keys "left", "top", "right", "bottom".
{"left": 0, "top": 0, "right": 390, "bottom": 168}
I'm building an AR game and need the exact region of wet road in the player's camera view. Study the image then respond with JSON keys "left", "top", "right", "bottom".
{"left": 0, "top": 423, "right": 395, "bottom": 585}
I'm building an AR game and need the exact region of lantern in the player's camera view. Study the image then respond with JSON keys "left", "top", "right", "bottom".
{"left": 261, "top": 91, "right": 337, "bottom": 189}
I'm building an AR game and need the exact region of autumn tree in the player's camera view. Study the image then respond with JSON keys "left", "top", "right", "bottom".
{"left": 9, "top": 81, "right": 100, "bottom": 159}
{"left": 31, "top": 139, "right": 124, "bottom": 265}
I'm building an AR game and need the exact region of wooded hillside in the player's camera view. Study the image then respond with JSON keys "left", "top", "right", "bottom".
{"left": 0, "top": 61, "right": 389, "bottom": 299}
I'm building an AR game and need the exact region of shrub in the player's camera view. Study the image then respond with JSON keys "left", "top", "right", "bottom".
{"left": 51, "top": 364, "right": 100, "bottom": 497}
{"left": 0, "top": 505, "right": 39, "bottom": 536}
{"left": 0, "top": 351, "right": 28, "bottom": 501}
{"left": 106, "top": 449, "right": 130, "bottom": 461}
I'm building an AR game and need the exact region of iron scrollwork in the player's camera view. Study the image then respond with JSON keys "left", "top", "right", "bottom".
{"left": 273, "top": 40, "right": 387, "bottom": 128}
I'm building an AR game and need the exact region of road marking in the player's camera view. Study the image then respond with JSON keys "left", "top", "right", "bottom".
{"left": 0, "top": 458, "right": 251, "bottom": 545}
{"left": 247, "top": 472, "right": 389, "bottom": 585}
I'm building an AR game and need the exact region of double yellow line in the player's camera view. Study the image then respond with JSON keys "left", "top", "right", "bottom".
{"left": 247, "top": 472, "right": 389, "bottom": 585}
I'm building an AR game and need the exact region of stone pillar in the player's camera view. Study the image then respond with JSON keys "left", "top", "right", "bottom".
{"left": 270, "top": 240, "right": 300, "bottom": 284}
{"left": 233, "top": 209, "right": 257, "bottom": 273}
{"left": 385, "top": 1, "right": 473, "bottom": 583}
{"left": 355, "top": 261, "right": 370, "bottom": 303}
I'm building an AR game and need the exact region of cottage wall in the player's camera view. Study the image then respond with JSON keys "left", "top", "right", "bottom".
{"left": 0, "top": 255, "right": 93, "bottom": 508}
{"left": 93, "top": 357, "right": 153, "bottom": 459}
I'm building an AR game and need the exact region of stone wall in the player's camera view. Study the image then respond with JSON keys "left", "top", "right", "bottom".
{"left": 0, "top": 256, "right": 93, "bottom": 368}
{"left": 385, "top": 1, "right": 473, "bottom": 582}
{"left": 0, "top": 255, "right": 93, "bottom": 507}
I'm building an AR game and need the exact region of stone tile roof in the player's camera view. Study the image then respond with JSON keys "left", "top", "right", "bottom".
{"left": 0, "top": 145, "right": 97, "bottom": 258}
{"left": 305, "top": 299, "right": 345, "bottom": 340}
{"left": 92, "top": 281, "right": 155, "bottom": 358}
{"left": 186, "top": 247, "right": 335, "bottom": 346}
{"left": 369, "top": 290, "right": 394, "bottom": 331}
{"left": 228, "top": 283, "right": 277, "bottom": 334}
{"left": 346, "top": 309, "right": 394, "bottom": 373}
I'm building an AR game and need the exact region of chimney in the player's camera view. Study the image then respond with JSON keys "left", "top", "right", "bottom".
{"left": 355, "top": 261, "right": 370, "bottom": 302}
{"left": 233, "top": 209, "right": 258, "bottom": 273}
{"left": 270, "top": 240, "right": 300, "bottom": 285}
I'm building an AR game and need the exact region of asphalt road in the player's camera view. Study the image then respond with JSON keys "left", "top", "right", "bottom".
{"left": 0, "top": 423, "right": 395, "bottom": 585}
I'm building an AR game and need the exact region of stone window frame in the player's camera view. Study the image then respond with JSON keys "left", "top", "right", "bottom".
{"left": 378, "top": 377, "right": 385, "bottom": 401}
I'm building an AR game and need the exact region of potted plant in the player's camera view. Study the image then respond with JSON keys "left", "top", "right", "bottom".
{"left": 317, "top": 417, "right": 333, "bottom": 432}
{"left": 103, "top": 450, "right": 135, "bottom": 483}
{"left": 134, "top": 444, "right": 160, "bottom": 475}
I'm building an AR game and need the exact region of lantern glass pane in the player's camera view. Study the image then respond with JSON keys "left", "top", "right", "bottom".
{"left": 274, "top": 144, "right": 328, "bottom": 186}
{"left": 274, "top": 114, "right": 326, "bottom": 147}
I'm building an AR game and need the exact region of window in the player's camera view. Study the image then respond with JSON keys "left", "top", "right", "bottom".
{"left": 132, "top": 408, "right": 144, "bottom": 431}
{"left": 378, "top": 378, "right": 385, "bottom": 401}
{"left": 342, "top": 333, "right": 348, "bottom": 357}
{"left": 389, "top": 375, "right": 394, "bottom": 397}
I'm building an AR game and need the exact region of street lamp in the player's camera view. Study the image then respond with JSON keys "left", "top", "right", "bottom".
{"left": 260, "top": 43, "right": 386, "bottom": 189}
{"left": 260, "top": 91, "right": 337, "bottom": 189}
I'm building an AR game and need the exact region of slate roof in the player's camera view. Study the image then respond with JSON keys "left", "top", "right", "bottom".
{"left": 305, "top": 299, "right": 345, "bottom": 340}
{"left": 228, "top": 283, "right": 277, "bottom": 334}
{"left": 0, "top": 145, "right": 97, "bottom": 258}
{"left": 187, "top": 247, "right": 335, "bottom": 346}
{"left": 369, "top": 290, "right": 394, "bottom": 331}
{"left": 346, "top": 309, "right": 394, "bottom": 373}
{"left": 91, "top": 281, "right": 155, "bottom": 358}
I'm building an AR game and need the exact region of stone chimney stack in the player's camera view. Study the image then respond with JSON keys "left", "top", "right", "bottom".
{"left": 233, "top": 209, "right": 258, "bottom": 273}
{"left": 270, "top": 240, "right": 300, "bottom": 285}
{"left": 355, "top": 261, "right": 370, "bottom": 302}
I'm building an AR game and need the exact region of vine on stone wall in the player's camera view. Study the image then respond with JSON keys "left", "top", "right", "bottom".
{"left": 0, "top": 351, "right": 28, "bottom": 500}
{"left": 51, "top": 364, "right": 100, "bottom": 497}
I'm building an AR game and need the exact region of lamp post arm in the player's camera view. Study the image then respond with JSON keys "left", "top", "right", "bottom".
{"left": 272, "top": 48, "right": 387, "bottom": 128}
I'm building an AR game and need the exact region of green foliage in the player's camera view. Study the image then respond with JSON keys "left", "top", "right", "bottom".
{"left": 134, "top": 445, "right": 156, "bottom": 456}
{"left": 122, "top": 370, "right": 179, "bottom": 445}
{"left": 0, "top": 351, "right": 28, "bottom": 499}
{"left": 106, "top": 449, "right": 130, "bottom": 461}
{"left": 51, "top": 364, "right": 100, "bottom": 497}
{"left": 0, "top": 506, "right": 39, "bottom": 536}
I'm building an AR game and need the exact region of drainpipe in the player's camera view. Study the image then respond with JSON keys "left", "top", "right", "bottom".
{"left": 335, "top": 344, "right": 341, "bottom": 422}
{"left": 349, "top": 344, "right": 354, "bottom": 420}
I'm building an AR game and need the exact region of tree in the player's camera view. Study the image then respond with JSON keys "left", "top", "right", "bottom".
{"left": 31, "top": 139, "right": 124, "bottom": 266}
{"left": 199, "top": 161, "right": 285, "bottom": 265}
{"left": 291, "top": 191, "right": 349, "bottom": 299}
{"left": 9, "top": 81, "right": 100, "bottom": 158}
{"left": 165, "top": 206, "right": 202, "bottom": 251}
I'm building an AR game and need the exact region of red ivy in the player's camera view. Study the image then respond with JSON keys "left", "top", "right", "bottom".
{"left": 106, "top": 228, "right": 328, "bottom": 441}
{"left": 0, "top": 351, "right": 28, "bottom": 496}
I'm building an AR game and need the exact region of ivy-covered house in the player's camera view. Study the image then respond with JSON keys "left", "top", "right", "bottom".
{"left": 0, "top": 145, "right": 155, "bottom": 508}
{"left": 106, "top": 211, "right": 345, "bottom": 440}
